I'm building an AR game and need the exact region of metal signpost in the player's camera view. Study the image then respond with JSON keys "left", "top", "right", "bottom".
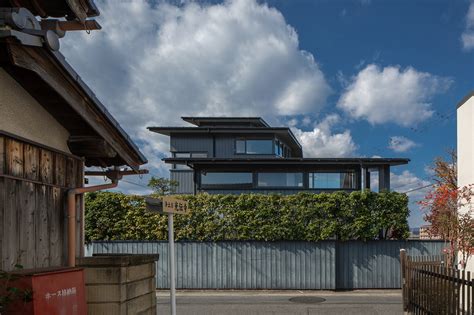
{"left": 146, "top": 196, "right": 189, "bottom": 315}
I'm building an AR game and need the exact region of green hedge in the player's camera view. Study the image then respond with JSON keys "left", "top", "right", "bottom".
{"left": 84, "top": 191, "right": 410, "bottom": 242}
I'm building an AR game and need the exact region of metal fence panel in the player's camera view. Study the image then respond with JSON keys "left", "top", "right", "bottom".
{"left": 89, "top": 240, "right": 445, "bottom": 290}
{"left": 335, "top": 240, "right": 446, "bottom": 289}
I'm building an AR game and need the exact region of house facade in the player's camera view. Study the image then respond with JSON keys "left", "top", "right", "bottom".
{"left": 0, "top": 1, "right": 146, "bottom": 271}
{"left": 149, "top": 117, "right": 409, "bottom": 194}
{"left": 457, "top": 91, "right": 474, "bottom": 272}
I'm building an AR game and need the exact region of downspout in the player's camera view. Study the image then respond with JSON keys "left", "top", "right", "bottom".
{"left": 67, "top": 180, "right": 118, "bottom": 267}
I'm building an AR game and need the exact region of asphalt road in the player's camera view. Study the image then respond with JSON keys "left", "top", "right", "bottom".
{"left": 156, "top": 290, "right": 403, "bottom": 315}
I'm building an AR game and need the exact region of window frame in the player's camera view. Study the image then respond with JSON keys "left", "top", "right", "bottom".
{"left": 200, "top": 171, "right": 254, "bottom": 189}
{"left": 308, "top": 171, "right": 358, "bottom": 190}
{"left": 234, "top": 138, "right": 275, "bottom": 156}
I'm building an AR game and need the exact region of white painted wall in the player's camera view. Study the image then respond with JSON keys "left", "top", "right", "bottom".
{"left": 457, "top": 92, "right": 474, "bottom": 272}
{"left": 0, "top": 68, "right": 71, "bottom": 153}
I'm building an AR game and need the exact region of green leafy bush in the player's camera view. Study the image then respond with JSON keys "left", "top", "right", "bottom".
{"left": 85, "top": 191, "right": 409, "bottom": 242}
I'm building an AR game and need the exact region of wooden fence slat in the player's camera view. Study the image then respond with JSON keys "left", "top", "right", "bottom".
{"left": 461, "top": 270, "right": 465, "bottom": 315}
{"left": 49, "top": 187, "right": 62, "bottom": 266}
{"left": 429, "top": 264, "right": 433, "bottom": 314}
{"left": 0, "top": 178, "right": 3, "bottom": 269}
{"left": 35, "top": 185, "right": 50, "bottom": 267}
{"left": 54, "top": 153, "right": 66, "bottom": 187}
{"left": 424, "top": 266, "right": 427, "bottom": 313}
{"left": 401, "top": 253, "right": 474, "bottom": 315}
{"left": 467, "top": 271, "right": 471, "bottom": 315}
{"left": 0, "top": 136, "right": 4, "bottom": 174}
{"left": 455, "top": 268, "right": 459, "bottom": 315}
{"left": 455, "top": 268, "right": 459, "bottom": 314}
{"left": 24, "top": 144, "right": 39, "bottom": 181}
{"left": 40, "top": 149, "right": 53, "bottom": 184}
{"left": 470, "top": 271, "right": 473, "bottom": 315}
{"left": 18, "top": 181, "right": 36, "bottom": 268}
{"left": 6, "top": 139, "right": 24, "bottom": 177}
{"left": 3, "top": 179, "right": 18, "bottom": 270}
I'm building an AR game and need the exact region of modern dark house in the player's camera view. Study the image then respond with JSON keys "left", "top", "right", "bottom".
{"left": 148, "top": 117, "right": 409, "bottom": 195}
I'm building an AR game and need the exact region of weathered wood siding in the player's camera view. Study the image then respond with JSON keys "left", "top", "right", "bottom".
{"left": 0, "top": 133, "right": 84, "bottom": 271}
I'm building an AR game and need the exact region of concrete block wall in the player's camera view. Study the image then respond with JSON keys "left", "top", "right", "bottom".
{"left": 77, "top": 254, "right": 158, "bottom": 315}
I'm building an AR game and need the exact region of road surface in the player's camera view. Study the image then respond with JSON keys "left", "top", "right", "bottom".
{"left": 156, "top": 290, "right": 403, "bottom": 314}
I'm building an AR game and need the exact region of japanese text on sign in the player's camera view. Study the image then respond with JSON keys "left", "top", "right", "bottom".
{"left": 45, "top": 286, "right": 77, "bottom": 300}
{"left": 162, "top": 196, "right": 190, "bottom": 214}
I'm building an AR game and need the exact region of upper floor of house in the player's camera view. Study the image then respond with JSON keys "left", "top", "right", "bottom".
{"left": 148, "top": 117, "right": 303, "bottom": 159}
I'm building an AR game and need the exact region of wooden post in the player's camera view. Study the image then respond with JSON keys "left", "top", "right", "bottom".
{"left": 400, "top": 249, "right": 407, "bottom": 312}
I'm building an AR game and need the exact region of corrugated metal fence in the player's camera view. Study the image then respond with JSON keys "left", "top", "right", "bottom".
{"left": 89, "top": 240, "right": 445, "bottom": 290}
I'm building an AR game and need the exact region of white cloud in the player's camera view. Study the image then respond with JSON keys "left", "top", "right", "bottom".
{"left": 292, "top": 114, "right": 357, "bottom": 158}
{"left": 391, "top": 170, "right": 432, "bottom": 227}
{"left": 337, "top": 64, "right": 452, "bottom": 127}
{"left": 61, "top": 0, "right": 331, "bottom": 176}
{"left": 391, "top": 170, "right": 432, "bottom": 199}
{"left": 461, "top": 1, "right": 474, "bottom": 51}
{"left": 424, "top": 165, "right": 435, "bottom": 177}
{"left": 368, "top": 170, "right": 431, "bottom": 226}
{"left": 388, "top": 136, "right": 418, "bottom": 153}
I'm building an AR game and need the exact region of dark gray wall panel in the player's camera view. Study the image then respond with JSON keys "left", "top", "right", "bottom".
{"left": 171, "top": 171, "right": 194, "bottom": 194}
{"left": 335, "top": 240, "right": 446, "bottom": 289}
{"left": 170, "top": 135, "right": 213, "bottom": 154}
{"left": 214, "top": 135, "right": 234, "bottom": 158}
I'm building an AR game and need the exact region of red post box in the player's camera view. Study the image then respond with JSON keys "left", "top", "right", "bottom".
{"left": 2, "top": 267, "right": 87, "bottom": 314}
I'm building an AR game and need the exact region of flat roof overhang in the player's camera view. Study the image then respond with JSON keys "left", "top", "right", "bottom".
{"left": 164, "top": 157, "right": 410, "bottom": 168}
{"left": 181, "top": 117, "right": 270, "bottom": 127}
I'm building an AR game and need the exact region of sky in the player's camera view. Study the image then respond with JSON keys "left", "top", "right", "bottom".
{"left": 61, "top": 0, "right": 474, "bottom": 228}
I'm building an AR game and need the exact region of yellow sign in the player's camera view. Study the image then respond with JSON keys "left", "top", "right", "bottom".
{"left": 162, "top": 196, "right": 190, "bottom": 214}
{"left": 145, "top": 196, "right": 190, "bottom": 214}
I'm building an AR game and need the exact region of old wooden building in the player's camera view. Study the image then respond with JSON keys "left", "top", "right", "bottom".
{"left": 0, "top": 0, "right": 147, "bottom": 271}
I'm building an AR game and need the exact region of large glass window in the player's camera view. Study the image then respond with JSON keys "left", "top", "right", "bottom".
{"left": 235, "top": 139, "right": 273, "bottom": 155}
{"left": 274, "top": 140, "right": 286, "bottom": 157}
{"left": 258, "top": 173, "right": 303, "bottom": 187}
{"left": 309, "top": 172, "right": 356, "bottom": 189}
{"left": 201, "top": 172, "right": 253, "bottom": 188}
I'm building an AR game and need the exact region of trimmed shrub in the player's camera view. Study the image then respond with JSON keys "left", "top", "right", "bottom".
{"left": 85, "top": 191, "right": 409, "bottom": 242}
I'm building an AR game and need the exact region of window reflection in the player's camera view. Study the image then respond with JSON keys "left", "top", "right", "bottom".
{"left": 309, "top": 172, "right": 356, "bottom": 189}
{"left": 235, "top": 139, "right": 273, "bottom": 154}
{"left": 258, "top": 173, "right": 303, "bottom": 187}
{"left": 201, "top": 172, "right": 253, "bottom": 188}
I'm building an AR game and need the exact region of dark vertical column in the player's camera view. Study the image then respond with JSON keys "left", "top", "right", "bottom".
{"left": 252, "top": 172, "right": 258, "bottom": 189}
{"left": 365, "top": 168, "right": 371, "bottom": 190}
{"left": 361, "top": 167, "right": 371, "bottom": 191}
{"left": 193, "top": 170, "right": 198, "bottom": 195}
{"left": 378, "top": 165, "right": 390, "bottom": 191}
{"left": 356, "top": 167, "right": 362, "bottom": 190}
{"left": 212, "top": 136, "right": 216, "bottom": 158}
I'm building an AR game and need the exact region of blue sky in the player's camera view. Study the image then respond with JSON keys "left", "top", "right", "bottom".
{"left": 62, "top": 0, "right": 474, "bottom": 228}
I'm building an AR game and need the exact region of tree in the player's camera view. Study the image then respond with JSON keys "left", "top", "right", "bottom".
{"left": 147, "top": 176, "right": 178, "bottom": 196}
{"left": 420, "top": 151, "right": 474, "bottom": 269}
